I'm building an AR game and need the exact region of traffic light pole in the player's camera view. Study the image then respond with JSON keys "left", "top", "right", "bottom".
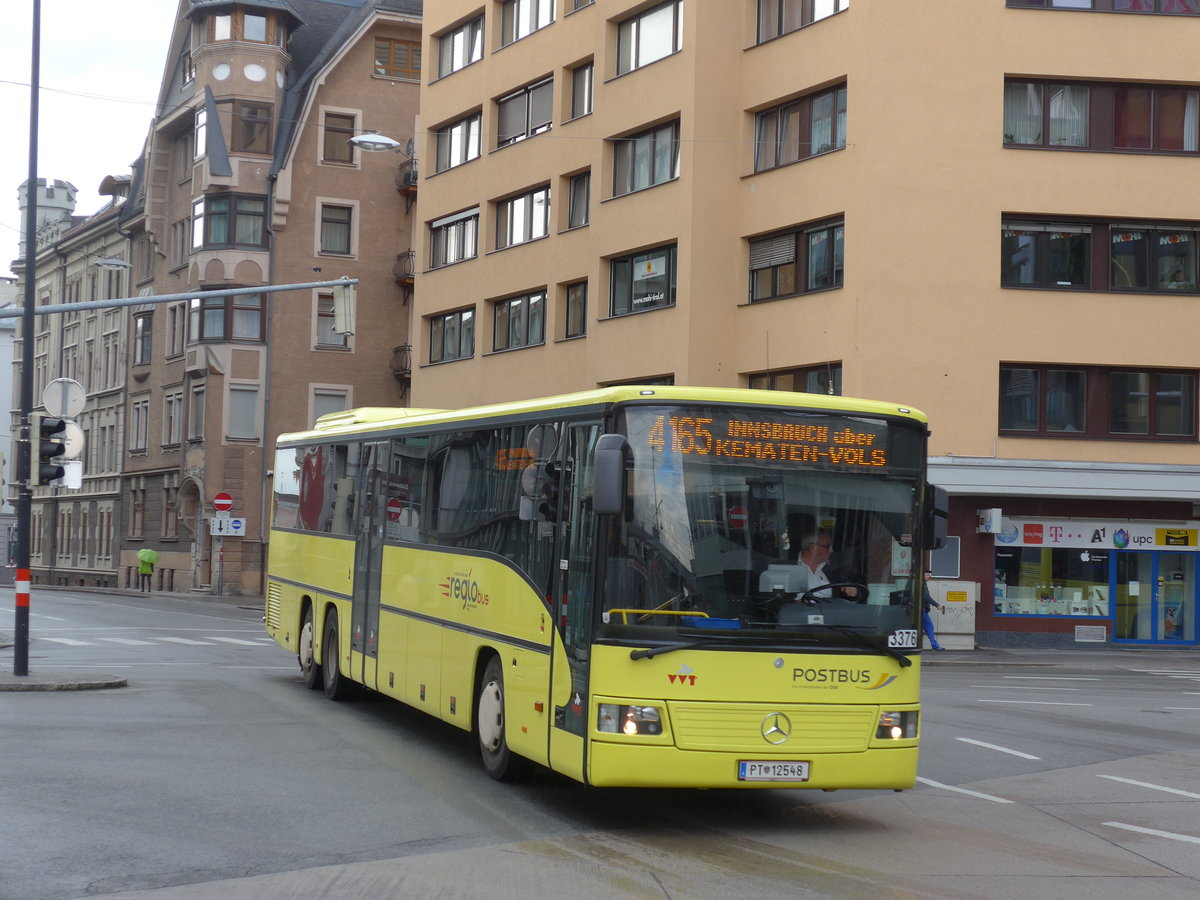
{"left": 14, "top": 0, "right": 41, "bottom": 676}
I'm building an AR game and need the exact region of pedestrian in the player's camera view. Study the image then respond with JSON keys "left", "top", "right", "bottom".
{"left": 922, "top": 580, "right": 943, "bottom": 651}
{"left": 138, "top": 555, "right": 155, "bottom": 593}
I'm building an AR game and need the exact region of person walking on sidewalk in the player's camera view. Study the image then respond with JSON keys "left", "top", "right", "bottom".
{"left": 922, "top": 580, "right": 943, "bottom": 651}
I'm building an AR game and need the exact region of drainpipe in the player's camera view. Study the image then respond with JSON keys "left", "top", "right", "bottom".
{"left": 258, "top": 171, "right": 277, "bottom": 596}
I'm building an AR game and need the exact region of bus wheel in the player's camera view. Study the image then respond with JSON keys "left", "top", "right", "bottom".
{"left": 322, "top": 610, "right": 349, "bottom": 701}
{"left": 299, "top": 606, "right": 322, "bottom": 691}
{"left": 477, "top": 656, "right": 515, "bottom": 780}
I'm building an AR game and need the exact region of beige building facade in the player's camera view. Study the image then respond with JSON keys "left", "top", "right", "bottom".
{"left": 413, "top": 0, "right": 1200, "bottom": 647}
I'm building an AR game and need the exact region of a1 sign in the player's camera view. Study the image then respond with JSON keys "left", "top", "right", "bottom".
{"left": 213, "top": 491, "right": 234, "bottom": 512}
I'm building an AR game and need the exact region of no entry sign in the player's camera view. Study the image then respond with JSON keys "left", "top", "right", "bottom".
{"left": 213, "top": 492, "right": 234, "bottom": 512}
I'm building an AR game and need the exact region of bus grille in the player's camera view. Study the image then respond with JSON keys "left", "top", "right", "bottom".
{"left": 265, "top": 583, "right": 282, "bottom": 631}
{"left": 668, "top": 703, "right": 876, "bottom": 753}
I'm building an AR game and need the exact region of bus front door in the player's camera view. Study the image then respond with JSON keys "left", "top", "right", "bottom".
{"left": 351, "top": 441, "right": 389, "bottom": 690}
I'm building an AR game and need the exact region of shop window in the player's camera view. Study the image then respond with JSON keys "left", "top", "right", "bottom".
{"left": 1000, "top": 364, "right": 1196, "bottom": 439}
{"left": 994, "top": 546, "right": 1111, "bottom": 617}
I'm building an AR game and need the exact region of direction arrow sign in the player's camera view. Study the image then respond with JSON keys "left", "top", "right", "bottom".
{"left": 213, "top": 491, "right": 234, "bottom": 512}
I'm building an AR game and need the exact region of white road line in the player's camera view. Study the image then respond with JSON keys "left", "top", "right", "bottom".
{"left": 916, "top": 777, "right": 1013, "bottom": 804}
{"left": 976, "top": 699, "right": 1093, "bottom": 707}
{"left": 969, "top": 685, "right": 1080, "bottom": 691}
{"left": 1129, "top": 669, "right": 1200, "bottom": 677}
{"left": 1098, "top": 775, "right": 1200, "bottom": 799}
{"left": 157, "top": 637, "right": 215, "bottom": 646}
{"left": 1104, "top": 822, "right": 1200, "bottom": 845}
{"left": 40, "top": 637, "right": 94, "bottom": 646}
{"left": 1003, "top": 675, "right": 1099, "bottom": 681}
{"left": 98, "top": 637, "right": 156, "bottom": 646}
{"left": 1163, "top": 707, "right": 1200, "bottom": 711}
{"left": 955, "top": 737, "right": 1040, "bottom": 760}
{"left": 208, "top": 637, "right": 265, "bottom": 646}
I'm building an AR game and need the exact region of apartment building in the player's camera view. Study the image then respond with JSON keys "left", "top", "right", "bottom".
{"left": 413, "top": 0, "right": 1200, "bottom": 647}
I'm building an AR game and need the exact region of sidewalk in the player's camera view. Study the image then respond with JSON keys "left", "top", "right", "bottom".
{"left": 0, "top": 583, "right": 263, "bottom": 691}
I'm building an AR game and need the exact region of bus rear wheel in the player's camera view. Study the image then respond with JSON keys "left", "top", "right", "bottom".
{"left": 299, "top": 606, "right": 322, "bottom": 690}
{"left": 322, "top": 610, "right": 350, "bottom": 701}
{"left": 477, "top": 656, "right": 516, "bottom": 781}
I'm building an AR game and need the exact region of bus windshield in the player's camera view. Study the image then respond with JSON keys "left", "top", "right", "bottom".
{"left": 598, "top": 404, "right": 927, "bottom": 653}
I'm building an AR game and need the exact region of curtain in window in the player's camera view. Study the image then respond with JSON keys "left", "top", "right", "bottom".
{"left": 1004, "top": 83, "right": 1042, "bottom": 143}
{"left": 1048, "top": 84, "right": 1088, "bottom": 146}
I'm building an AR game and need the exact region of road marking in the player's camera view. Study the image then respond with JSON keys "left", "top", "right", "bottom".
{"left": 916, "top": 777, "right": 1013, "bottom": 804}
{"left": 969, "top": 685, "right": 1080, "bottom": 691}
{"left": 40, "top": 637, "right": 94, "bottom": 646}
{"left": 209, "top": 637, "right": 264, "bottom": 646}
{"left": 157, "top": 637, "right": 215, "bottom": 646}
{"left": 976, "top": 699, "right": 1093, "bottom": 707}
{"left": 1104, "top": 822, "right": 1200, "bottom": 845}
{"left": 1003, "top": 675, "right": 1099, "bottom": 681}
{"left": 1098, "top": 775, "right": 1200, "bottom": 799}
{"left": 1163, "top": 706, "right": 1200, "bottom": 711}
{"left": 955, "top": 737, "right": 1040, "bottom": 760}
{"left": 98, "top": 637, "right": 156, "bottom": 646}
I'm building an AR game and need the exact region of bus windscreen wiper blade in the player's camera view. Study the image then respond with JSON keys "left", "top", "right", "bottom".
{"left": 630, "top": 641, "right": 708, "bottom": 660}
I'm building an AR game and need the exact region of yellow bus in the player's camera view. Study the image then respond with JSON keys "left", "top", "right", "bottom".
{"left": 265, "top": 386, "right": 946, "bottom": 789}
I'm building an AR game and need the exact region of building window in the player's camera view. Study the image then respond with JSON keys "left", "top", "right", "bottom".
{"left": 132, "top": 313, "right": 152, "bottom": 365}
{"left": 497, "top": 78, "right": 553, "bottom": 147}
{"left": 229, "top": 101, "right": 272, "bottom": 154}
{"left": 497, "top": 187, "right": 550, "bottom": 249}
{"left": 228, "top": 385, "right": 259, "bottom": 440}
{"left": 374, "top": 37, "right": 421, "bottom": 79}
{"left": 430, "top": 309, "right": 475, "bottom": 362}
{"left": 209, "top": 9, "right": 282, "bottom": 43}
{"left": 613, "top": 121, "right": 680, "bottom": 196}
{"left": 317, "top": 293, "right": 348, "bottom": 348}
{"left": 1004, "top": 79, "right": 1199, "bottom": 152}
{"left": 319, "top": 204, "right": 353, "bottom": 255}
{"left": 163, "top": 482, "right": 178, "bottom": 539}
{"left": 130, "top": 399, "right": 149, "bottom": 452}
{"left": 755, "top": 84, "right": 847, "bottom": 171}
{"left": 501, "top": 0, "right": 554, "bottom": 46}
{"left": 573, "top": 0, "right": 595, "bottom": 8}
{"left": 1002, "top": 218, "right": 1199, "bottom": 293}
{"left": 565, "top": 281, "right": 587, "bottom": 338}
{"left": 322, "top": 112, "right": 356, "bottom": 163}
{"left": 192, "top": 194, "right": 267, "bottom": 249}
{"left": 164, "top": 391, "right": 183, "bottom": 445}
{"left": 435, "top": 112, "right": 482, "bottom": 172}
{"left": 494, "top": 291, "right": 545, "bottom": 351}
{"left": 617, "top": 1, "right": 684, "bottom": 75}
{"left": 188, "top": 385, "right": 206, "bottom": 440}
{"left": 999, "top": 364, "right": 1196, "bottom": 438}
{"left": 189, "top": 292, "right": 265, "bottom": 342}
{"left": 1001, "top": 222, "right": 1091, "bottom": 288}
{"left": 1007, "top": 1, "right": 1199, "bottom": 13}
{"left": 167, "top": 303, "right": 187, "bottom": 356}
{"left": 749, "top": 363, "right": 843, "bottom": 395}
{"left": 610, "top": 244, "right": 677, "bottom": 316}
{"left": 438, "top": 16, "right": 483, "bottom": 77}
{"left": 749, "top": 219, "right": 844, "bottom": 301}
{"left": 429, "top": 208, "right": 479, "bottom": 268}
{"left": 194, "top": 107, "right": 207, "bottom": 159}
{"left": 571, "top": 62, "right": 593, "bottom": 118}
{"left": 757, "top": 0, "right": 850, "bottom": 43}
{"left": 567, "top": 171, "right": 590, "bottom": 228}
{"left": 130, "top": 488, "right": 145, "bottom": 539}
{"left": 313, "top": 389, "right": 349, "bottom": 426}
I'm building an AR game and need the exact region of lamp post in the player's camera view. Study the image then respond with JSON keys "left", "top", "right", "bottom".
{"left": 13, "top": 0, "right": 42, "bottom": 676}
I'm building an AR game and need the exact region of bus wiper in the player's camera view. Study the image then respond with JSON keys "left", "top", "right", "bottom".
{"left": 630, "top": 641, "right": 708, "bottom": 660}
{"left": 813, "top": 624, "right": 912, "bottom": 668}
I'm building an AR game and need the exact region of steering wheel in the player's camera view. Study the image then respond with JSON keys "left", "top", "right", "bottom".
{"left": 801, "top": 581, "right": 870, "bottom": 604}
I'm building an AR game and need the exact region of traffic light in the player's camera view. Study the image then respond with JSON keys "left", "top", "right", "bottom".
{"left": 332, "top": 281, "right": 356, "bottom": 335}
{"left": 31, "top": 413, "right": 67, "bottom": 486}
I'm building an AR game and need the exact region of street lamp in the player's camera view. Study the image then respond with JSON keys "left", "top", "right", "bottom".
{"left": 93, "top": 257, "right": 132, "bottom": 270}
{"left": 347, "top": 131, "right": 401, "bottom": 153}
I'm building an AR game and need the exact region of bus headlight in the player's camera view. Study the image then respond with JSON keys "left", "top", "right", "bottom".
{"left": 877, "top": 710, "right": 918, "bottom": 740}
{"left": 598, "top": 704, "right": 663, "bottom": 736}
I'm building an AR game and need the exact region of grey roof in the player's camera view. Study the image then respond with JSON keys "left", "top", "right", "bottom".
{"left": 185, "top": 0, "right": 306, "bottom": 25}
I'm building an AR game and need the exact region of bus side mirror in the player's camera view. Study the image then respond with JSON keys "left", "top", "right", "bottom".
{"left": 592, "top": 434, "right": 628, "bottom": 516}
{"left": 926, "top": 484, "right": 949, "bottom": 550}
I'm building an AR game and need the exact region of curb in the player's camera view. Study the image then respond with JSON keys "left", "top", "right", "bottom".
{"left": 0, "top": 671, "right": 128, "bottom": 692}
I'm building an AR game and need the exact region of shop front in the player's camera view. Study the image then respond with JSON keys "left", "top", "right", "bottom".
{"left": 991, "top": 518, "right": 1197, "bottom": 647}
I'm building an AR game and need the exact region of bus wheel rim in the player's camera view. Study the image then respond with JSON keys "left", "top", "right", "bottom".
{"left": 299, "top": 617, "right": 314, "bottom": 671}
{"left": 478, "top": 680, "right": 504, "bottom": 751}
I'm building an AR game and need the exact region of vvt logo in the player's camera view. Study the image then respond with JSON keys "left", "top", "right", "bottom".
{"left": 668, "top": 664, "right": 697, "bottom": 686}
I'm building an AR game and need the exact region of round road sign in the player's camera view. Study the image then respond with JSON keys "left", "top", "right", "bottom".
{"left": 386, "top": 497, "right": 403, "bottom": 522}
{"left": 213, "top": 491, "right": 234, "bottom": 512}
{"left": 728, "top": 505, "right": 748, "bottom": 529}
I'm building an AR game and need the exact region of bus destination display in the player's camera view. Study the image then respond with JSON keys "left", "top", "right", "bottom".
{"left": 645, "top": 413, "right": 888, "bottom": 468}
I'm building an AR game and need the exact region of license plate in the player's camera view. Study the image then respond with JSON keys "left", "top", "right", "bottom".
{"left": 738, "top": 760, "right": 811, "bottom": 782}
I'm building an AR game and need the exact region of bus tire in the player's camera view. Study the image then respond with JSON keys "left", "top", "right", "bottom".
{"left": 322, "top": 610, "right": 350, "bottom": 701}
{"left": 299, "top": 605, "right": 322, "bottom": 690}
{"left": 477, "top": 656, "right": 516, "bottom": 781}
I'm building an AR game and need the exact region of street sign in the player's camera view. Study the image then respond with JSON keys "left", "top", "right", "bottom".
{"left": 386, "top": 497, "right": 403, "bottom": 522}
{"left": 210, "top": 517, "right": 246, "bottom": 536}
{"left": 213, "top": 491, "right": 234, "bottom": 512}
{"left": 42, "top": 377, "right": 86, "bottom": 419}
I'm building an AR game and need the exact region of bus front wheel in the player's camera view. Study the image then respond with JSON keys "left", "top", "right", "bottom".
{"left": 322, "top": 610, "right": 350, "bottom": 701}
{"left": 477, "top": 656, "right": 515, "bottom": 780}
{"left": 299, "top": 606, "right": 322, "bottom": 690}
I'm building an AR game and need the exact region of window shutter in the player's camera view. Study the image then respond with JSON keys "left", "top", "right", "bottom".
{"left": 750, "top": 233, "right": 797, "bottom": 269}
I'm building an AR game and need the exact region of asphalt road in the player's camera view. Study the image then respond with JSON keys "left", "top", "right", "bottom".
{"left": 1, "top": 589, "right": 1198, "bottom": 899}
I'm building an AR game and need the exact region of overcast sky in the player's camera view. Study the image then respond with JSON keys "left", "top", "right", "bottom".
{"left": 0, "top": 1, "right": 178, "bottom": 279}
